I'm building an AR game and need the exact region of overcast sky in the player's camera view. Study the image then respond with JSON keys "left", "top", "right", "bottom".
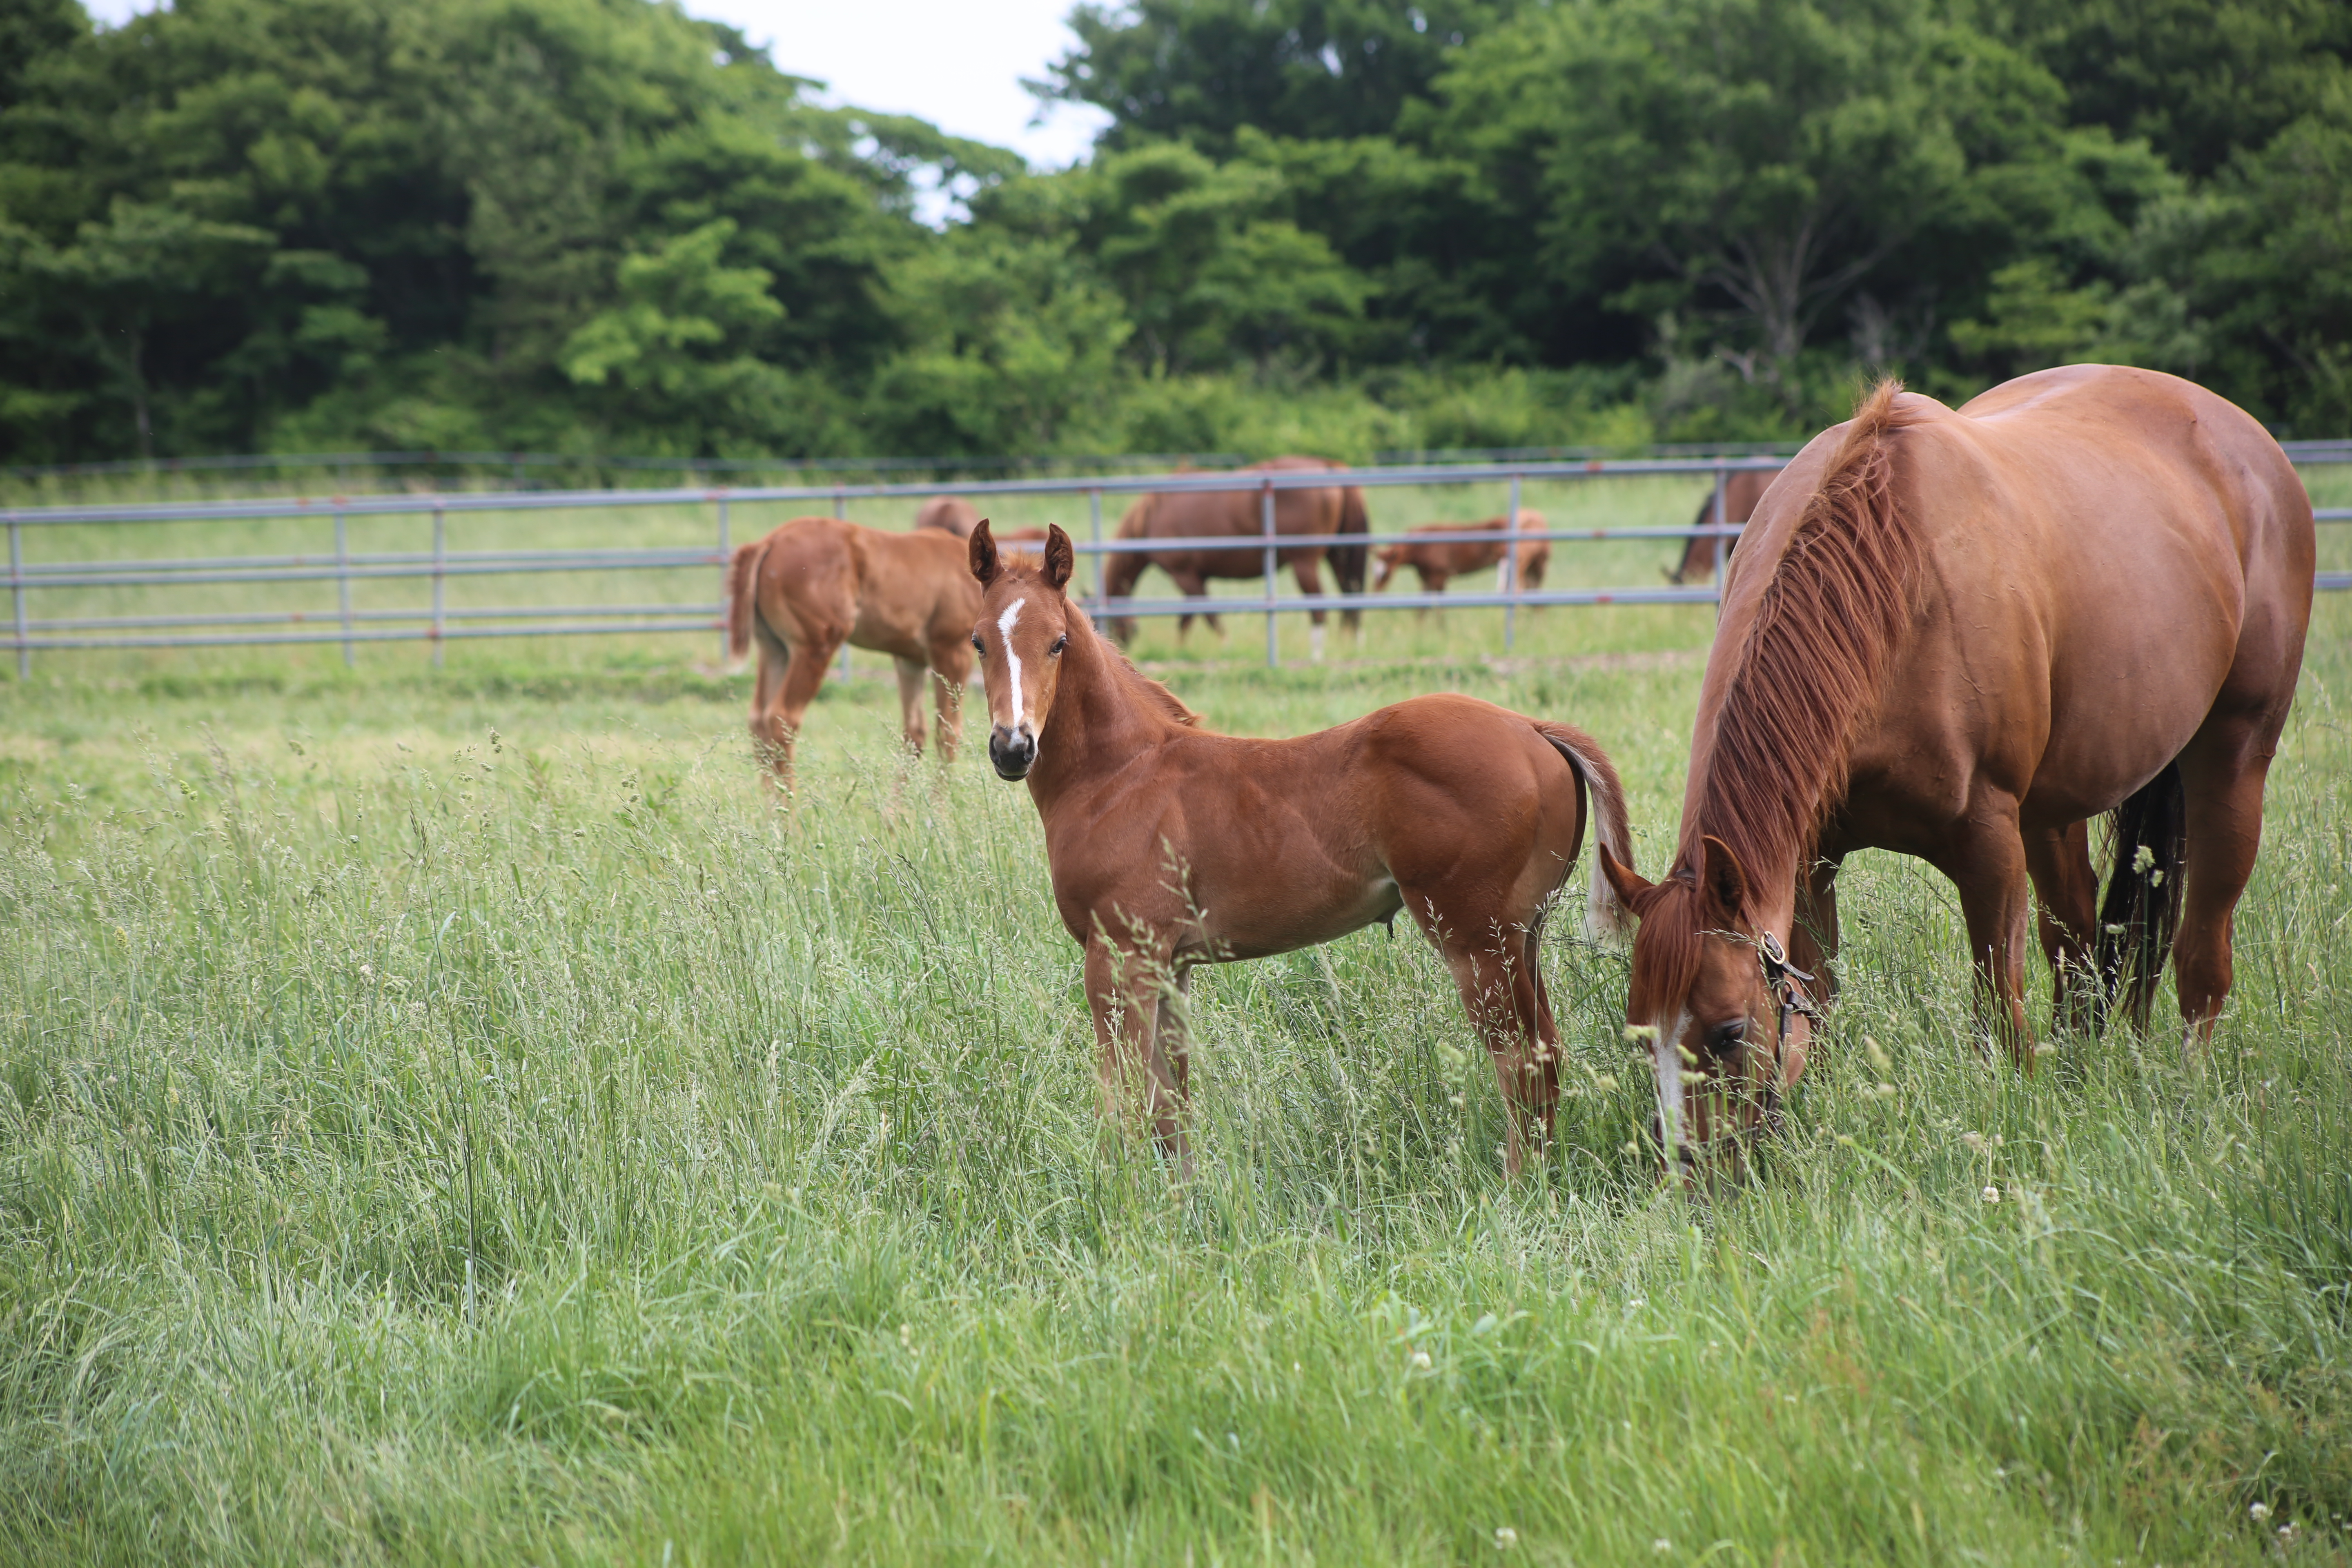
{"left": 80, "top": 0, "right": 1114, "bottom": 169}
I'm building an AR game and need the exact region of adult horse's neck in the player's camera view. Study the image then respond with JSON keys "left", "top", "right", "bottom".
{"left": 1025, "top": 595, "right": 1197, "bottom": 812}
{"left": 1676, "top": 381, "right": 1926, "bottom": 936}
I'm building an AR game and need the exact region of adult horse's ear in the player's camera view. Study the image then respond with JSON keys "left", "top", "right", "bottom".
{"left": 1042, "top": 524, "right": 1075, "bottom": 590}
{"left": 1697, "top": 834, "right": 1752, "bottom": 919}
{"left": 1599, "top": 843, "right": 1652, "bottom": 911}
{"left": 970, "top": 519, "right": 999, "bottom": 586}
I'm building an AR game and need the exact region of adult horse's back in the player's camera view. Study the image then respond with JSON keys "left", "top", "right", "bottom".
{"left": 1601, "top": 367, "right": 2312, "bottom": 1171}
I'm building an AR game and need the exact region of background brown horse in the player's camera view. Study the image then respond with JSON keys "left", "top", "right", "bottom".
{"left": 1600, "top": 368, "right": 2312, "bottom": 1176}
{"left": 968, "top": 520, "right": 1633, "bottom": 1176}
{"left": 1371, "top": 512, "right": 1551, "bottom": 603}
{"left": 725, "top": 517, "right": 980, "bottom": 786}
{"left": 1102, "top": 456, "right": 1368, "bottom": 653}
{"left": 915, "top": 496, "right": 981, "bottom": 537}
{"left": 1666, "top": 467, "right": 1784, "bottom": 585}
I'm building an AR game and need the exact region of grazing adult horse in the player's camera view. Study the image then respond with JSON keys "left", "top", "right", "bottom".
{"left": 726, "top": 517, "right": 981, "bottom": 786}
{"left": 1666, "top": 466, "right": 1785, "bottom": 586}
{"left": 967, "top": 520, "right": 1633, "bottom": 1176}
{"left": 1371, "top": 512, "right": 1551, "bottom": 604}
{"left": 1102, "top": 456, "right": 1368, "bottom": 655}
{"left": 1599, "top": 368, "right": 2312, "bottom": 1175}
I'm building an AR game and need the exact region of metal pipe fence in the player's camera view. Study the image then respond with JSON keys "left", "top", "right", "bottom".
{"left": 5, "top": 453, "right": 2349, "bottom": 675}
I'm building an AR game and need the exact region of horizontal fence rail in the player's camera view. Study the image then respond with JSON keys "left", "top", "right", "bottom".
{"left": 4, "top": 454, "right": 2348, "bottom": 673}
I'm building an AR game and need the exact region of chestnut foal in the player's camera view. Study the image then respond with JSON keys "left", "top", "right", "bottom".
{"left": 968, "top": 521, "right": 1634, "bottom": 1176}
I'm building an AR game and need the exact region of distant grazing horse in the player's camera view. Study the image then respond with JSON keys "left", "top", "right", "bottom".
{"left": 1371, "top": 512, "right": 1551, "bottom": 605}
{"left": 967, "top": 520, "right": 1633, "bottom": 1176}
{"left": 915, "top": 497, "right": 982, "bottom": 538}
{"left": 1103, "top": 457, "right": 1369, "bottom": 655}
{"left": 1666, "top": 466, "right": 1785, "bottom": 586}
{"left": 1597, "top": 368, "right": 2312, "bottom": 1177}
{"left": 726, "top": 517, "right": 981, "bottom": 786}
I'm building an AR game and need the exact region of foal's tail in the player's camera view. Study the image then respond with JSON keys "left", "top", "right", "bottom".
{"left": 2094, "top": 760, "right": 2188, "bottom": 1031}
{"left": 724, "top": 537, "right": 770, "bottom": 661}
{"left": 1535, "top": 721, "right": 1635, "bottom": 943}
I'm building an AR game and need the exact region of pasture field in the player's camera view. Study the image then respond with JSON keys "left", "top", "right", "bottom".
{"left": 2, "top": 490, "right": 2351, "bottom": 1563}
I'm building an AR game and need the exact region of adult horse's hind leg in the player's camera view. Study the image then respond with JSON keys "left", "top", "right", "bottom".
{"left": 1291, "top": 552, "right": 1329, "bottom": 662}
{"left": 2022, "top": 821, "right": 2100, "bottom": 1033}
{"left": 2171, "top": 713, "right": 2284, "bottom": 1047}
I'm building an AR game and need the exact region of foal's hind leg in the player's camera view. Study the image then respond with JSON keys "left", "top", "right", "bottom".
{"left": 1419, "top": 905, "right": 1556, "bottom": 1178}
{"left": 2171, "top": 714, "right": 2283, "bottom": 1048}
{"left": 2022, "top": 821, "right": 2100, "bottom": 1033}
{"left": 763, "top": 630, "right": 839, "bottom": 791}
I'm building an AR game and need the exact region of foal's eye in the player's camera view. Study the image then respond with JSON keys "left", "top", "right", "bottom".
{"left": 1048, "top": 635, "right": 1068, "bottom": 656}
{"left": 1708, "top": 1018, "right": 1747, "bottom": 1056}
{"left": 971, "top": 635, "right": 984, "bottom": 655}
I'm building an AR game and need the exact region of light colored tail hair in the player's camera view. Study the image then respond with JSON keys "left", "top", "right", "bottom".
{"left": 724, "top": 538, "right": 769, "bottom": 660}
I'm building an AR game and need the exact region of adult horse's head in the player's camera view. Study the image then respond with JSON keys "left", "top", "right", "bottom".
{"left": 969, "top": 520, "right": 1077, "bottom": 782}
{"left": 1601, "top": 836, "right": 1797, "bottom": 1182}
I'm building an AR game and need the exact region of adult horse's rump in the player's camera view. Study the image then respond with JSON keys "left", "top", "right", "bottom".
{"left": 1601, "top": 368, "right": 2312, "bottom": 1174}
{"left": 915, "top": 497, "right": 982, "bottom": 538}
{"left": 1667, "top": 467, "right": 1785, "bottom": 586}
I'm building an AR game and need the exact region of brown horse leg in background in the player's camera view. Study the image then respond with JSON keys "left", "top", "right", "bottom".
{"left": 2022, "top": 822, "right": 2101, "bottom": 1033}
{"left": 1165, "top": 566, "right": 1219, "bottom": 642}
{"left": 2171, "top": 715, "right": 2285, "bottom": 1047}
{"left": 748, "top": 610, "right": 846, "bottom": 790}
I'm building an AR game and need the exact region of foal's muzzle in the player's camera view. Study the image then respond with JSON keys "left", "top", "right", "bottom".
{"left": 988, "top": 724, "right": 1036, "bottom": 780}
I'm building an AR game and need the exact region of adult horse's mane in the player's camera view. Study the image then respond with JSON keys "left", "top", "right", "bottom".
{"left": 1684, "top": 379, "right": 1926, "bottom": 882}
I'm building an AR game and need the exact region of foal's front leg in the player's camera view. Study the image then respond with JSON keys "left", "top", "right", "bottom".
{"left": 1084, "top": 935, "right": 1193, "bottom": 1177}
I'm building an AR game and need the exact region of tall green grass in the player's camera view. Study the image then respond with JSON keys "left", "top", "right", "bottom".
{"left": 0, "top": 583, "right": 2348, "bottom": 1561}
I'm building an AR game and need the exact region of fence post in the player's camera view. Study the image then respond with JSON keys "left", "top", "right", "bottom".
{"left": 9, "top": 517, "right": 25, "bottom": 680}
{"left": 335, "top": 503, "right": 354, "bottom": 668}
{"left": 1261, "top": 477, "right": 1278, "bottom": 668}
{"left": 1711, "top": 464, "right": 1729, "bottom": 617}
{"left": 716, "top": 492, "right": 731, "bottom": 664}
{"left": 1088, "top": 487, "right": 1103, "bottom": 613}
{"left": 431, "top": 499, "right": 446, "bottom": 668}
{"left": 1503, "top": 471, "right": 1524, "bottom": 653}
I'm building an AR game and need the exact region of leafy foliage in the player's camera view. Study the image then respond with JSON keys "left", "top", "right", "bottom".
{"left": 1, "top": 0, "right": 2349, "bottom": 464}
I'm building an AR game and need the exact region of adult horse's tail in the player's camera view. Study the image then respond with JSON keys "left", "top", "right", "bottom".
{"left": 2094, "top": 762, "right": 2188, "bottom": 1030}
{"left": 724, "top": 538, "right": 770, "bottom": 661}
{"left": 1535, "top": 721, "right": 1635, "bottom": 942}
{"left": 1328, "top": 486, "right": 1369, "bottom": 633}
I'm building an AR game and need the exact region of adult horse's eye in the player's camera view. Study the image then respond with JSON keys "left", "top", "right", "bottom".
{"left": 1049, "top": 635, "right": 1068, "bottom": 656}
{"left": 1708, "top": 1018, "right": 1747, "bottom": 1056}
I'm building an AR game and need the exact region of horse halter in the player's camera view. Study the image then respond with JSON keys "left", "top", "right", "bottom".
{"left": 1754, "top": 931, "right": 1821, "bottom": 1136}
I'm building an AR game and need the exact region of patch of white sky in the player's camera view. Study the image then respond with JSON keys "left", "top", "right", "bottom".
{"left": 80, "top": 0, "right": 1114, "bottom": 223}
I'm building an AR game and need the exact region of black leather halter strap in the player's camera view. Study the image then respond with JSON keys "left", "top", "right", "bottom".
{"left": 1755, "top": 931, "right": 1820, "bottom": 1135}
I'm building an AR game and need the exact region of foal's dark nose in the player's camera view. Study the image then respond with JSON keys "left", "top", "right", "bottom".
{"left": 989, "top": 724, "right": 1036, "bottom": 780}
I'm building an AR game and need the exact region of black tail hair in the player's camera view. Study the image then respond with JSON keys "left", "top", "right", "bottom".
{"left": 2094, "top": 761, "right": 2187, "bottom": 1031}
{"left": 1327, "top": 487, "right": 1369, "bottom": 632}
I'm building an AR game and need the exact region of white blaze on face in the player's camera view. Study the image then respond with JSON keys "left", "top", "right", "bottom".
{"left": 997, "top": 597, "right": 1028, "bottom": 731}
{"left": 1654, "top": 1011, "right": 1689, "bottom": 1158}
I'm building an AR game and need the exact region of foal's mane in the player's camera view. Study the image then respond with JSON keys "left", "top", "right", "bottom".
{"left": 1683, "top": 379, "right": 1926, "bottom": 885}
{"left": 1002, "top": 562, "right": 1203, "bottom": 728}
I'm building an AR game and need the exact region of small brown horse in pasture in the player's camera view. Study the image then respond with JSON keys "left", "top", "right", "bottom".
{"left": 915, "top": 496, "right": 982, "bottom": 538}
{"left": 1103, "top": 457, "right": 1369, "bottom": 655}
{"left": 726, "top": 517, "right": 982, "bottom": 786}
{"left": 1599, "top": 368, "right": 2313, "bottom": 1178}
{"left": 1666, "top": 466, "right": 1785, "bottom": 585}
{"left": 968, "top": 520, "right": 1633, "bottom": 1176}
{"left": 1371, "top": 512, "right": 1551, "bottom": 604}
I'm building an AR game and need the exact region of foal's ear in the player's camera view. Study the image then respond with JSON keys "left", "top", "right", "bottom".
{"left": 969, "top": 519, "right": 1000, "bottom": 586}
{"left": 1042, "top": 524, "right": 1075, "bottom": 590}
{"left": 1599, "top": 843, "right": 1653, "bottom": 911}
{"left": 1697, "top": 834, "right": 1753, "bottom": 919}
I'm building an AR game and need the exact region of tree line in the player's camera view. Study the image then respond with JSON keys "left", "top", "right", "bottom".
{"left": 1, "top": 0, "right": 2345, "bottom": 468}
